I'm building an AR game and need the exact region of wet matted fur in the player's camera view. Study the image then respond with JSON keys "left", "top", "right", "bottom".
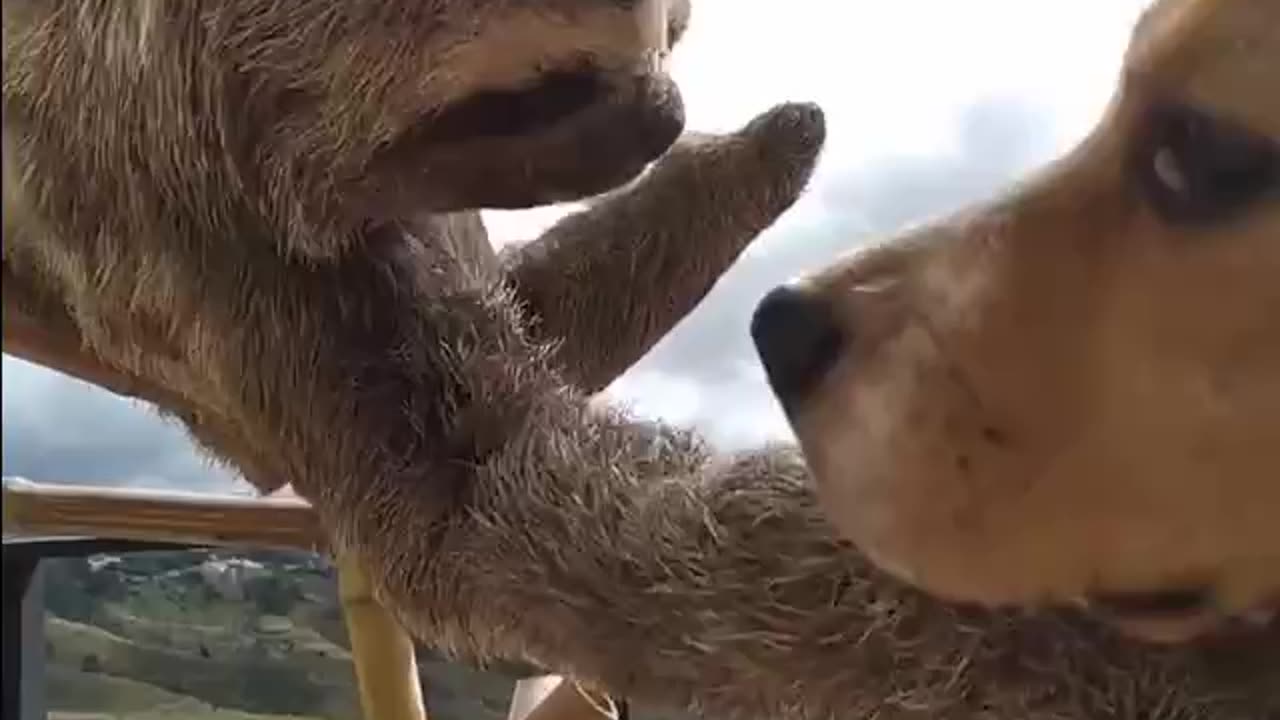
{"left": 3, "top": 0, "right": 1277, "bottom": 719}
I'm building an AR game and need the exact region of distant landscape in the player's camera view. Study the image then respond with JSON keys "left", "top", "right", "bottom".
{"left": 38, "top": 548, "right": 660, "bottom": 720}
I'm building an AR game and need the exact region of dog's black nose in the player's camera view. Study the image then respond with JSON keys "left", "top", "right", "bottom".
{"left": 750, "top": 284, "right": 844, "bottom": 407}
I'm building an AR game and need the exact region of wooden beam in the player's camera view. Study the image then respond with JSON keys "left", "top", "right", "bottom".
{"left": 2, "top": 477, "right": 324, "bottom": 552}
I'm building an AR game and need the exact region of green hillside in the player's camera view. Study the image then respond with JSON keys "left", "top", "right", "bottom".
{"left": 38, "top": 548, "right": 637, "bottom": 720}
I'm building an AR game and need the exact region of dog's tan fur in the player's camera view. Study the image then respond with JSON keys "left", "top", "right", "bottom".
{"left": 3, "top": 0, "right": 1278, "bottom": 718}
{"left": 764, "top": 0, "right": 1280, "bottom": 643}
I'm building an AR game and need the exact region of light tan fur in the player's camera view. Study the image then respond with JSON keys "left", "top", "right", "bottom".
{"left": 760, "top": 0, "right": 1280, "bottom": 643}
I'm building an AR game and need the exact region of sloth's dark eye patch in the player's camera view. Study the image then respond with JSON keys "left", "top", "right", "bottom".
{"left": 1132, "top": 101, "right": 1279, "bottom": 226}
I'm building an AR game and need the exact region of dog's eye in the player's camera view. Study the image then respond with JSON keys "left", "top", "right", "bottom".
{"left": 1135, "top": 102, "right": 1279, "bottom": 225}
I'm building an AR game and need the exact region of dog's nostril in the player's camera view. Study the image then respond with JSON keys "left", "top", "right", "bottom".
{"left": 750, "top": 284, "right": 844, "bottom": 409}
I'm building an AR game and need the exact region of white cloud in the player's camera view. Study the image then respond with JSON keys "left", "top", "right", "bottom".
{"left": 587, "top": 0, "right": 1154, "bottom": 436}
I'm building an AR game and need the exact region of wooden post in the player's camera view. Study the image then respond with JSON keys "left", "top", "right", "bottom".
{"left": 337, "top": 554, "right": 429, "bottom": 720}
{"left": 1, "top": 551, "right": 47, "bottom": 720}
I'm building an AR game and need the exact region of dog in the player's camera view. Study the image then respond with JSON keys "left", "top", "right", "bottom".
{"left": 750, "top": 0, "right": 1279, "bottom": 644}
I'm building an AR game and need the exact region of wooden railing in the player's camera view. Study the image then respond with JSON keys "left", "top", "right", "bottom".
{"left": 2, "top": 476, "right": 617, "bottom": 720}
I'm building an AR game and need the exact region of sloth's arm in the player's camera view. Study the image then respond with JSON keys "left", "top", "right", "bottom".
{"left": 501, "top": 102, "right": 825, "bottom": 393}
{"left": 351, "top": 385, "right": 1279, "bottom": 720}
{"left": 1, "top": 259, "right": 288, "bottom": 494}
{"left": 1, "top": 258, "right": 154, "bottom": 403}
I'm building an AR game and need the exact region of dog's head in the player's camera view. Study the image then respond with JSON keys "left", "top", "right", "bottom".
{"left": 3, "top": 0, "right": 690, "bottom": 260}
{"left": 751, "top": 0, "right": 1279, "bottom": 643}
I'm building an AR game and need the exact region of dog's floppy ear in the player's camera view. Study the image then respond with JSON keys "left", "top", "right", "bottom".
{"left": 502, "top": 102, "right": 826, "bottom": 393}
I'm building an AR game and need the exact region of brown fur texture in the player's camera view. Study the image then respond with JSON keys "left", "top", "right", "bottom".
{"left": 1, "top": 0, "right": 816, "bottom": 496}
{"left": 749, "top": 0, "right": 1280, "bottom": 648}
{"left": 3, "top": 1, "right": 1277, "bottom": 720}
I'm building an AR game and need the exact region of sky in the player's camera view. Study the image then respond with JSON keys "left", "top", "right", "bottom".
{"left": 2, "top": 0, "right": 1155, "bottom": 494}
